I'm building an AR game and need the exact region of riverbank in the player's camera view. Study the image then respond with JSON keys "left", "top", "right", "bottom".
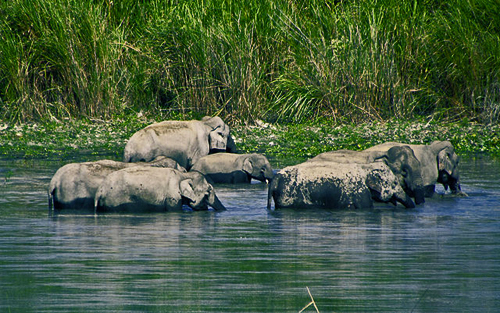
{"left": 1, "top": 116, "right": 499, "bottom": 164}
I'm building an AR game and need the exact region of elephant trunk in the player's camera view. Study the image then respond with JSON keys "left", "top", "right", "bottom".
{"left": 395, "top": 193, "right": 416, "bottom": 209}
{"left": 400, "top": 162, "right": 426, "bottom": 205}
{"left": 443, "top": 175, "right": 465, "bottom": 195}
{"left": 264, "top": 169, "right": 275, "bottom": 184}
{"left": 267, "top": 178, "right": 277, "bottom": 210}
{"left": 226, "top": 134, "right": 238, "bottom": 153}
{"left": 207, "top": 189, "right": 226, "bottom": 211}
{"left": 413, "top": 187, "right": 426, "bottom": 205}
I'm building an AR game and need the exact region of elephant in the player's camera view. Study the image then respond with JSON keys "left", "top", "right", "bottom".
{"left": 268, "top": 160, "right": 416, "bottom": 210}
{"left": 123, "top": 116, "right": 237, "bottom": 169}
{"left": 190, "top": 153, "right": 274, "bottom": 184}
{"left": 94, "top": 167, "right": 226, "bottom": 213}
{"left": 306, "top": 145, "right": 426, "bottom": 204}
{"left": 48, "top": 156, "right": 185, "bottom": 212}
{"left": 364, "top": 141, "right": 463, "bottom": 197}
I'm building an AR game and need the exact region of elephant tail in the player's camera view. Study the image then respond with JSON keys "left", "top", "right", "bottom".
{"left": 94, "top": 194, "right": 102, "bottom": 215}
{"left": 48, "top": 181, "right": 56, "bottom": 214}
{"left": 48, "top": 190, "right": 53, "bottom": 215}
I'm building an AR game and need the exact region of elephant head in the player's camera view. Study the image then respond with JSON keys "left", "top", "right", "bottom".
{"left": 431, "top": 141, "right": 462, "bottom": 194}
{"left": 202, "top": 116, "right": 235, "bottom": 152}
{"left": 365, "top": 167, "right": 416, "bottom": 209}
{"left": 373, "top": 145, "right": 426, "bottom": 205}
{"left": 242, "top": 154, "right": 274, "bottom": 183}
{"left": 180, "top": 171, "right": 226, "bottom": 211}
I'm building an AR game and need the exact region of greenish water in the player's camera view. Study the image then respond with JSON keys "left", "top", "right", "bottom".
{"left": 1, "top": 155, "right": 499, "bottom": 312}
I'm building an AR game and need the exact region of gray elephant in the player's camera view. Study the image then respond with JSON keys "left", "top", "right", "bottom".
{"left": 123, "top": 116, "right": 237, "bottom": 169}
{"left": 48, "top": 156, "right": 184, "bottom": 212}
{"left": 190, "top": 153, "right": 274, "bottom": 184}
{"left": 268, "top": 160, "right": 415, "bottom": 210}
{"left": 307, "top": 145, "right": 426, "bottom": 204}
{"left": 94, "top": 167, "right": 226, "bottom": 213}
{"left": 365, "top": 141, "right": 463, "bottom": 197}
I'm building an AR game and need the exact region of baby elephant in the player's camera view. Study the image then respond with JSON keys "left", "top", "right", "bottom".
{"left": 94, "top": 167, "right": 226, "bottom": 213}
{"left": 48, "top": 156, "right": 185, "bottom": 212}
{"left": 190, "top": 153, "right": 274, "bottom": 184}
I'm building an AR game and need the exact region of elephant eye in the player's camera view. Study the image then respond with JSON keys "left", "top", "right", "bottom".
{"left": 401, "top": 168, "right": 408, "bottom": 177}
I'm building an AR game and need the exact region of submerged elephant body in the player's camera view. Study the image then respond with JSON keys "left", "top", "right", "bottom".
{"left": 364, "top": 141, "right": 462, "bottom": 197}
{"left": 190, "top": 153, "right": 274, "bottom": 184}
{"left": 95, "top": 167, "right": 226, "bottom": 213}
{"left": 48, "top": 157, "right": 184, "bottom": 212}
{"left": 268, "top": 161, "right": 415, "bottom": 210}
{"left": 123, "top": 116, "right": 236, "bottom": 169}
{"left": 308, "top": 145, "right": 426, "bottom": 204}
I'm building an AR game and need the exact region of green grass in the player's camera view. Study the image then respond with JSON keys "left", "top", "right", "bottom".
{"left": 1, "top": 115, "right": 499, "bottom": 163}
{"left": 1, "top": 0, "right": 499, "bottom": 124}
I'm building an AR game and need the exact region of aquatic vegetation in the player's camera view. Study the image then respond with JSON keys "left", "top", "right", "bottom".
{"left": 1, "top": 117, "right": 498, "bottom": 161}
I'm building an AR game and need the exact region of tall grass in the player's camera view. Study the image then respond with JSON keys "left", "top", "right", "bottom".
{"left": 1, "top": 0, "right": 499, "bottom": 124}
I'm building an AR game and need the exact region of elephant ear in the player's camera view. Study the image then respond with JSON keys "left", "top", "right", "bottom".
{"left": 437, "top": 148, "right": 455, "bottom": 176}
{"left": 374, "top": 146, "right": 413, "bottom": 176}
{"left": 179, "top": 179, "right": 196, "bottom": 201}
{"left": 430, "top": 141, "right": 455, "bottom": 176}
{"left": 366, "top": 169, "right": 383, "bottom": 193}
{"left": 206, "top": 184, "right": 216, "bottom": 204}
{"left": 205, "top": 117, "right": 229, "bottom": 151}
{"left": 386, "top": 146, "right": 410, "bottom": 171}
{"left": 366, "top": 169, "right": 396, "bottom": 201}
{"left": 242, "top": 157, "right": 253, "bottom": 174}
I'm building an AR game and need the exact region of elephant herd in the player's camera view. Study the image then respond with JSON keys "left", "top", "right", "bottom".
{"left": 48, "top": 116, "right": 464, "bottom": 214}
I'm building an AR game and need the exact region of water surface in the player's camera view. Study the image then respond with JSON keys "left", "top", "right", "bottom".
{"left": 1, "top": 154, "right": 499, "bottom": 312}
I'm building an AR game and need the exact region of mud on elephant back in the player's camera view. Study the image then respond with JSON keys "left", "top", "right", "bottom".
{"left": 268, "top": 160, "right": 416, "bottom": 211}
{"left": 307, "top": 145, "right": 427, "bottom": 205}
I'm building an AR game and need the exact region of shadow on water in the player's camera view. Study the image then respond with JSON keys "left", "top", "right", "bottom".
{"left": 1, "top": 153, "right": 499, "bottom": 312}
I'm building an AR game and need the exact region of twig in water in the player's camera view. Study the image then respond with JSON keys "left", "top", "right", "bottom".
{"left": 411, "top": 286, "right": 430, "bottom": 313}
{"left": 299, "top": 287, "right": 321, "bottom": 313}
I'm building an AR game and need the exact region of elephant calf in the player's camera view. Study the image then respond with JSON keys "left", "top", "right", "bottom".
{"left": 48, "top": 156, "right": 185, "bottom": 212}
{"left": 190, "top": 153, "right": 274, "bottom": 184}
{"left": 94, "top": 167, "right": 226, "bottom": 213}
{"left": 268, "top": 160, "right": 415, "bottom": 210}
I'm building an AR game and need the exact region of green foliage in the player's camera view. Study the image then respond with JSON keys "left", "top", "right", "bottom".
{"left": 1, "top": 117, "right": 499, "bottom": 161}
{"left": 0, "top": 0, "right": 499, "bottom": 124}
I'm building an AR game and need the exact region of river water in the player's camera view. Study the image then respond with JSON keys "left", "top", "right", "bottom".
{"left": 1, "top": 154, "right": 499, "bottom": 312}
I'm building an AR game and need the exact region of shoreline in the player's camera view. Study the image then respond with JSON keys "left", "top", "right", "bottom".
{"left": 1, "top": 118, "right": 499, "bottom": 162}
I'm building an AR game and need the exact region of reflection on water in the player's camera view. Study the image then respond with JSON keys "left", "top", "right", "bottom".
{"left": 1, "top": 154, "right": 499, "bottom": 312}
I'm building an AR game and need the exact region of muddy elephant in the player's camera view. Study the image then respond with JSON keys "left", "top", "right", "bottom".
{"left": 190, "top": 153, "right": 274, "bottom": 184}
{"left": 123, "top": 116, "right": 237, "bottom": 169}
{"left": 48, "top": 156, "right": 184, "bottom": 212}
{"left": 364, "top": 141, "right": 463, "bottom": 197}
{"left": 268, "top": 160, "right": 415, "bottom": 210}
{"left": 94, "top": 167, "right": 226, "bottom": 213}
{"left": 307, "top": 145, "right": 426, "bottom": 204}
